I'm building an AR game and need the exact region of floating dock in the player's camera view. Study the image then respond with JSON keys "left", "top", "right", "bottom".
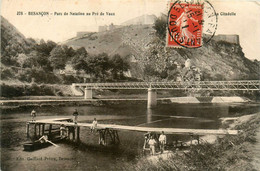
{"left": 26, "top": 118, "right": 239, "bottom": 146}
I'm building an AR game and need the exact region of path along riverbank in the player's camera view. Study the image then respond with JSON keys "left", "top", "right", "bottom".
{"left": 124, "top": 113, "right": 260, "bottom": 171}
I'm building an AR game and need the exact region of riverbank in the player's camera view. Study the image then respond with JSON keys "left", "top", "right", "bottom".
{"left": 125, "top": 113, "right": 260, "bottom": 170}
{"left": 0, "top": 96, "right": 252, "bottom": 110}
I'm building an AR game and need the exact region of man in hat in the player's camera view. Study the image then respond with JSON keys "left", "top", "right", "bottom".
{"left": 159, "top": 131, "right": 167, "bottom": 153}
{"left": 148, "top": 135, "right": 157, "bottom": 155}
{"left": 72, "top": 109, "right": 79, "bottom": 124}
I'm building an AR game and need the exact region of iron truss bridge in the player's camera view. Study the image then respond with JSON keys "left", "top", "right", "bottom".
{"left": 73, "top": 80, "right": 260, "bottom": 91}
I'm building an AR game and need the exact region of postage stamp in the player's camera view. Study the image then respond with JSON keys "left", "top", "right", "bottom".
{"left": 167, "top": 0, "right": 217, "bottom": 48}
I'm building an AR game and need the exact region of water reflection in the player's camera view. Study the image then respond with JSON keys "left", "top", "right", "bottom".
{"left": 146, "top": 108, "right": 153, "bottom": 123}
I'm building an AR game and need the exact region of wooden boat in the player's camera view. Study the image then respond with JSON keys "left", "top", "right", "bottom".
{"left": 23, "top": 137, "right": 65, "bottom": 151}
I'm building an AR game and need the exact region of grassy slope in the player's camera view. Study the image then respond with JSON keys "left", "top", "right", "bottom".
{"left": 65, "top": 25, "right": 155, "bottom": 57}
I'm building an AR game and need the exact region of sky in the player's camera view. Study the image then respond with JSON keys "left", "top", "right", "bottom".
{"left": 1, "top": 0, "right": 260, "bottom": 60}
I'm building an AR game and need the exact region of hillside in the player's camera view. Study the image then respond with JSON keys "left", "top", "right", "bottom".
{"left": 1, "top": 16, "right": 34, "bottom": 59}
{"left": 65, "top": 25, "right": 154, "bottom": 57}
{"left": 65, "top": 25, "right": 156, "bottom": 78}
{"left": 65, "top": 23, "right": 259, "bottom": 81}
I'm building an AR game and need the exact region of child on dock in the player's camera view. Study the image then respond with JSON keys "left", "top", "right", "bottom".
{"left": 31, "top": 109, "right": 37, "bottom": 121}
{"left": 73, "top": 109, "right": 79, "bottom": 124}
{"left": 91, "top": 118, "right": 98, "bottom": 133}
{"left": 60, "top": 124, "right": 67, "bottom": 139}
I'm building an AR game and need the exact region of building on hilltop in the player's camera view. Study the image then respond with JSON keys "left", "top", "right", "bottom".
{"left": 98, "top": 23, "right": 121, "bottom": 32}
{"left": 213, "top": 34, "right": 240, "bottom": 44}
{"left": 97, "top": 14, "right": 157, "bottom": 32}
{"left": 76, "top": 31, "right": 92, "bottom": 37}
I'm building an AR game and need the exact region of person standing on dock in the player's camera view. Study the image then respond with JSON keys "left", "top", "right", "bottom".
{"left": 159, "top": 131, "right": 167, "bottom": 153}
{"left": 148, "top": 135, "right": 157, "bottom": 155}
{"left": 31, "top": 109, "right": 37, "bottom": 121}
{"left": 73, "top": 109, "right": 79, "bottom": 124}
{"left": 91, "top": 118, "right": 98, "bottom": 133}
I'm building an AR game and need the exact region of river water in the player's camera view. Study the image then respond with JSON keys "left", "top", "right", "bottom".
{"left": 1, "top": 102, "right": 259, "bottom": 170}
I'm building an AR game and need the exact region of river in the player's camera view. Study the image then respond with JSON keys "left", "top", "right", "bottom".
{"left": 1, "top": 102, "right": 259, "bottom": 170}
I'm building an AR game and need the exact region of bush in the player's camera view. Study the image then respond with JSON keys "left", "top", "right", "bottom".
{"left": 39, "top": 84, "right": 55, "bottom": 95}
{"left": 0, "top": 83, "right": 59, "bottom": 97}
{"left": 17, "top": 68, "right": 60, "bottom": 84}
{"left": 1, "top": 68, "right": 14, "bottom": 80}
{"left": 0, "top": 84, "right": 24, "bottom": 97}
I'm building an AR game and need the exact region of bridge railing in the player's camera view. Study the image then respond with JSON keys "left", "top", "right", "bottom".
{"left": 72, "top": 80, "right": 260, "bottom": 91}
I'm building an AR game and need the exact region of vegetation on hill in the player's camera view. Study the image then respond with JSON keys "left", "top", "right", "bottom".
{"left": 1, "top": 16, "right": 131, "bottom": 84}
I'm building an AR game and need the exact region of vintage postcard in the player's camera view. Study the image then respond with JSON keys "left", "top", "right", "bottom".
{"left": 1, "top": 0, "right": 260, "bottom": 170}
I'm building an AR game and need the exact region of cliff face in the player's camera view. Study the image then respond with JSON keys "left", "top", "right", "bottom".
{"left": 65, "top": 24, "right": 259, "bottom": 81}
{"left": 146, "top": 37, "right": 259, "bottom": 81}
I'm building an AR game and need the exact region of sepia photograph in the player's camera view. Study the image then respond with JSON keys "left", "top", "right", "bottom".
{"left": 0, "top": 0, "right": 260, "bottom": 170}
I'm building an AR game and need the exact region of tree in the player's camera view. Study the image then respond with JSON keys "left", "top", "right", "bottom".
{"left": 110, "top": 54, "right": 130, "bottom": 79}
{"left": 75, "top": 47, "right": 88, "bottom": 56}
{"left": 49, "top": 45, "right": 67, "bottom": 70}
{"left": 17, "top": 53, "right": 29, "bottom": 67}
{"left": 88, "top": 53, "right": 110, "bottom": 79}
{"left": 23, "top": 51, "right": 39, "bottom": 68}
{"left": 34, "top": 39, "right": 57, "bottom": 56}
{"left": 144, "top": 64, "right": 159, "bottom": 81}
{"left": 71, "top": 54, "right": 89, "bottom": 72}
{"left": 62, "top": 45, "right": 76, "bottom": 60}
{"left": 153, "top": 16, "right": 167, "bottom": 39}
{"left": 71, "top": 47, "right": 90, "bottom": 74}
{"left": 22, "top": 50, "right": 53, "bottom": 71}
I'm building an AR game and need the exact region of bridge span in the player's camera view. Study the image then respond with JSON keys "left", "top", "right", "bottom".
{"left": 72, "top": 80, "right": 260, "bottom": 108}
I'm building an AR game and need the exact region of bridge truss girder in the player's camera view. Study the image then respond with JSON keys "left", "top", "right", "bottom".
{"left": 73, "top": 80, "right": 260, "bottom": 91}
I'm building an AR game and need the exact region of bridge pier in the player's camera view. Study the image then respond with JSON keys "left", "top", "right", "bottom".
{"left": 147, "top": 88, "right": 157, "bottom": 108}
{"left": 84, "top": 87, "right": 93, "bottom": 99}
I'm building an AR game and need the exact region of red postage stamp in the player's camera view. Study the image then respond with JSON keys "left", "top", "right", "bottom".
{"left": 167, "top": 1, "right": 204, "bottom": 48}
